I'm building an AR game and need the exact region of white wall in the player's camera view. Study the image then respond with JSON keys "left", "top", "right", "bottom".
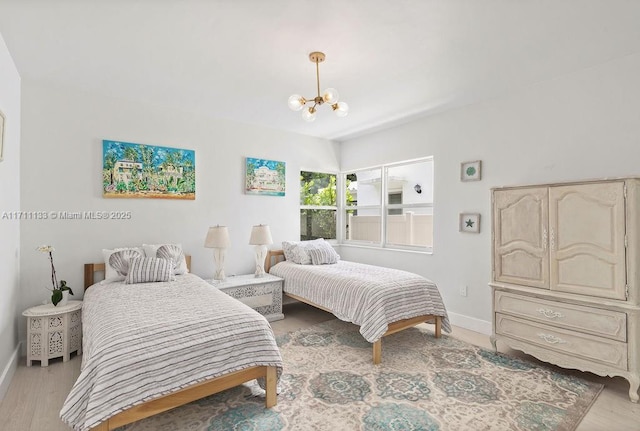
{"left": 340, "top": 52, "right": 640, "bottom": 334}
{"left": 0, "top": 31, "right": 21, "bottom": 399}
{"left": 19, "top": 80, "right": 339, "bottom": 344}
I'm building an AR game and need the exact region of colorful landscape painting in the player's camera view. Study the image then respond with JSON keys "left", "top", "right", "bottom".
{"left": 245, "top": 157, "right": 285, "bottom": 196}
{"left": 103, "top": 140, "right": 195, "bottom": 199}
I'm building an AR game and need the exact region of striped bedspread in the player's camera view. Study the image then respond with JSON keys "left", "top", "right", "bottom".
{"left": 270, "top": 260, "right": 451, "bottom": 342}
{"left": 60, "top": 274, "right": 283, "bottom": 431}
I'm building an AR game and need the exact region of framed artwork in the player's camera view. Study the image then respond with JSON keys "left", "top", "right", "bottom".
{"left": 245, "top": 157, "right": 286, "bottom": 196}
{"left": 102, "top": 140, "right": 195, "bottom": 199}
{"left": 461, "top": 160, "right": 482, "bottom": 181}
{"left": 459, "top": 213, "right": 480, "bottom": 233}
{"left": 0, "top": 109, "right": 5, "bottom": 162}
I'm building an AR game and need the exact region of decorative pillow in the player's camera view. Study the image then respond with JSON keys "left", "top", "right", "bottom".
{"left": 102, "top": 247, "right": 145, "bottom": 282}
{"left": 282, "top": 239, "right": 325, "bottom": 265}
{"left": 282, "top": 241, "right": 304, "bottom": 264}
{"left": 108, "top": 249, "right": 144, "bottom": 277}
{"left": 125, "top": 257, "right": 174, "bottom": 284}
{"left": 308, "top": 241, "right": 340, "bottom": 265}
{"left": 142, "top": 243, "right": 189, "bottom": 274}
{"left": 156, "top": 244, "right": 185, "bottom": 273}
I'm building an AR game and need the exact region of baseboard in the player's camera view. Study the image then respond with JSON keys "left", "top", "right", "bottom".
{"left": 447, "top": 311, "right": 492, "bottom": 336}
{"left": 0, "top": 342, "right": 20, "bottom": 402}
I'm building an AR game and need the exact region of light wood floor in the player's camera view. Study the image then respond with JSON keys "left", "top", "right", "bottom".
{"left": 1, "top": 301, "right": 639, "bottom": 431}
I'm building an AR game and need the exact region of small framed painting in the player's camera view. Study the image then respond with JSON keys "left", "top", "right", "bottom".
{"left": 461, "top": 160, "right": 481, "bottom": 181}
{"left": 459, "top": 213, "right": 480, "bottom": 233}
{"left": 245, "top": 157, "right": 286, "bottom": 196}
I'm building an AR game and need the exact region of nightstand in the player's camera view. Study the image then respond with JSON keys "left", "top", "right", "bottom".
{"left": 210, "top": 274, "right": 284, "bottom": 322}
{"left": 22, "top": 300, "right": 82, "bottom": 367}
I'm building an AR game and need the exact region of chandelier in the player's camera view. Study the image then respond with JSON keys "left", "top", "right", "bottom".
{"left": 288, "top": 51, "right": 349, "bottom": 122}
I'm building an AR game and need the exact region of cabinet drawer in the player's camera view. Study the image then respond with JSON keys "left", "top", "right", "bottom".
{"left": 495, "top": 291, "right": 626, "bottom": 341}
{"left": 222, "top": 282, "right": 277, "bottom": 302}
{"left": 495, "top": 313, "right": 627, "bottom": 371}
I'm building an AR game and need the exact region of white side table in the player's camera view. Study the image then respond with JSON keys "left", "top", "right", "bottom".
{"left": 209, "top": 274, "right": 284, "bottom": 322}
{"left": 22, "top": 300, "right": 83, "bottom": 367}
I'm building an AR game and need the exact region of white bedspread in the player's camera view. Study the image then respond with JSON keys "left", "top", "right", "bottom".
{"left": 270, "top": 260, "right": 451, "bottom": 342}
{"left": 60, "top": 274, "right": 282, "bottom": 431}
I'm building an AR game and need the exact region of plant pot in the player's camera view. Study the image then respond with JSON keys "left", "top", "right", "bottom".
{"left": 53, "top": 290, "right": 69, "bottom": 307}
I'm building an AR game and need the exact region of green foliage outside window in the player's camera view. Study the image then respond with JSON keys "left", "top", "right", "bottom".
{"left": 300, "top": 172, "right": 354, "bottom": 240}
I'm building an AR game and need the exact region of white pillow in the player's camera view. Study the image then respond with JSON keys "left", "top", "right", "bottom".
{"left": 282, "top": 239, "right": 326, "bottom": 265}
{"left": 102, "top": 247, "right": 145, "bottom": 283}
{"left": 125, "top": 257, "right": 174, "bottom": 284}
{"left": 142, "top": 243, "right": 189, "bottom": 274}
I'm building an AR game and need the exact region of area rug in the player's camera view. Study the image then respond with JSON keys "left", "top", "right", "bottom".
{"left": 118, "top": 319, "right": 603, "bottom": 431}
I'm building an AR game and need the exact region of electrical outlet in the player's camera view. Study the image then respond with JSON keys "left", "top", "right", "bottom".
{"left": 460, "top": 285, "right": 468, "bottom": 297}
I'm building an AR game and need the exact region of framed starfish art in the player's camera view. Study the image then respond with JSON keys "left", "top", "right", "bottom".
{"left": 459, "top": 213, "right": 480, "bottom": 233}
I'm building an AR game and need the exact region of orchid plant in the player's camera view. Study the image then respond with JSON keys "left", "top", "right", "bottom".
{"left": 37, "top": 245, "right": 74, "bottom": 306}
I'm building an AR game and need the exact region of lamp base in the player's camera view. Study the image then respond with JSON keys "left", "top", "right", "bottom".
{"left": 213, "top": 248, "right": 227, "bottom": 281}
{"left": 254, "top": 245, "right": 268, "bottom": 277}
{"left": 213, "top": 269, "right": 226, "bottom": 281}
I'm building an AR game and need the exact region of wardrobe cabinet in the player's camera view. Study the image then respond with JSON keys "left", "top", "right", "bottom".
{"left": 490, "top": 178, "right": 640, "bottom": 402}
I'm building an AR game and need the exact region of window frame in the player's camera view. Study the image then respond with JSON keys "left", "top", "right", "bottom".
{"left": 341, "top": 157, "right": 434, "bottom": 253}
{"left": 299, "top": 170, "right": 339, "bottom": 242}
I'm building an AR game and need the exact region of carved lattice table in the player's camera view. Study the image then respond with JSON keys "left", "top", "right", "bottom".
{"left": 22, "top": 300, "right": 82, "bottom": 366}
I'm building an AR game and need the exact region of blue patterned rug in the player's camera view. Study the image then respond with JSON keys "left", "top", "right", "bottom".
{"left": 119, "top": 319, "right": 603, "bottom": 431}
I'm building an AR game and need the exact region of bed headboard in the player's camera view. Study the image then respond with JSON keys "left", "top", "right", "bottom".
{"left": 84, "top": 255, "right": 192, "bottom": 289}
{"left": 265, "top": 250, "right": 285, "bottom": 273}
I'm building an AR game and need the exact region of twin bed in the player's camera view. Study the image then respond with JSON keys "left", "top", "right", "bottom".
{"left": 61, "top": 257, "right": 281, "bottom": 431}
{"left": 266, "top": 249, "right": 450, "bottom": 364}
{"left": 61, "top": 243, "right": 449, "bottom": 430}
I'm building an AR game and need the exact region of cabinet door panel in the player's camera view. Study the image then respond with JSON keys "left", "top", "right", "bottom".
{"left": 493, "top": 187, "right": 549, "bottom": 288}
{"left": 549, "top": 182, "right": 626, "bottom": 299}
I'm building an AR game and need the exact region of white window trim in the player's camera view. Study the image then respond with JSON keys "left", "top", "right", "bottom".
{"left": 340, "top": 157, "right": 433, "bottom": 252}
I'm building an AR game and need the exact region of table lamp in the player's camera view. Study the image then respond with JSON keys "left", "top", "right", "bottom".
{"left": 204, "top": 225, "right": 231, "bottom": 280}
{"left": 249, "top": 224, "right": 273, "bottom": 277}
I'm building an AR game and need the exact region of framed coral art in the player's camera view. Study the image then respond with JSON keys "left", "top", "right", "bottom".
{"left": 461, "top": 160, "right": 482, "bottom": 181}
{"left": 245, "top": 157, "right": 286, "bottom": 196}
{"left": 102, "top": 140, "right": 195, "bottom": 199}
{"left": 459, "top": 213, "right": 480, "bottom": 233}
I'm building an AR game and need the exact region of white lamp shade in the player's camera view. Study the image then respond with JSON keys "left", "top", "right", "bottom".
{"left": 204, "top": 226, "right": 230, "bottom": 248}
{"left": 249, "top": 224, "right": 273, "bottom": 245}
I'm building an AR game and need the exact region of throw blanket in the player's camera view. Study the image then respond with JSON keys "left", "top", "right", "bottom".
{"left": 60, "top": 274, "right": 282, "bottom": 431}
{"left": 270, "top": 260, "right": 451, "bottom": 342}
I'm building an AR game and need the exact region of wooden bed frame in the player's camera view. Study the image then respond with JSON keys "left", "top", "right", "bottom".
{"left": 83, "top": 257, "right": 278, "bottom": 431}
{"left": 265, "top": 250, "right": 442, "bottom": 365}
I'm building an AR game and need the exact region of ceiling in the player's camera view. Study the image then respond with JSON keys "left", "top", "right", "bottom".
{"left": 0, "top": 1, "right": 639, "bottom": 141}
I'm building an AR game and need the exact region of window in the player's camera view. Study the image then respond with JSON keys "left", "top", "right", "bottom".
{"left": 388, "top": 192, "right": 403, "bottom": 215}
{"left": 343, "top": 157, "right": 433, "bottom": 250}
{"left": 300, "top": 171, "right": 337, "bottom": 240}
{"left": 344, "top": 168, "right": 382, "bottom": 243}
